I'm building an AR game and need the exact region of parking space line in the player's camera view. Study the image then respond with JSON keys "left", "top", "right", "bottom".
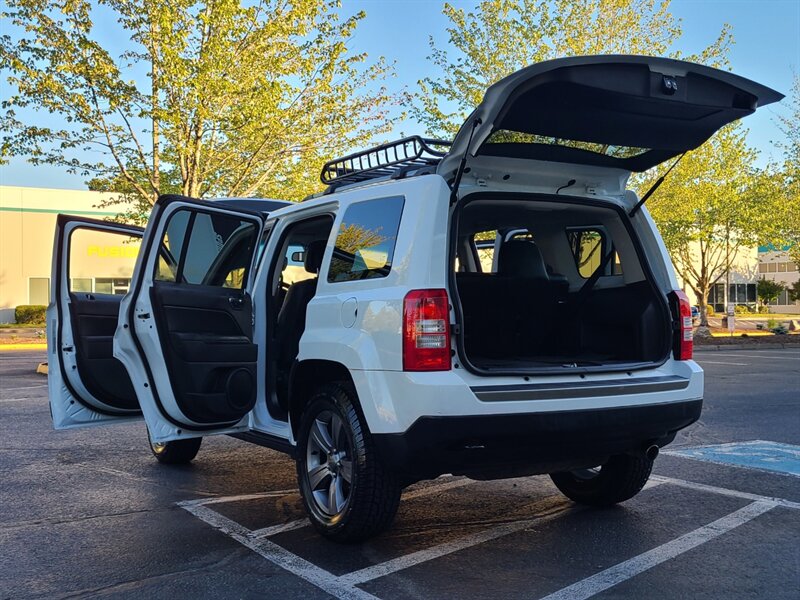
{"left": 337, "top": 495, "right": 572, "bottom": 586}
{"left": 0, "top": 384, "right": 47, "bottom": 392}
{"left": 717, "top": 353, "right": 800, "bottom": 361}
{"left": 181, "top": 503, "right": 378, "bottom": 600}
{"left": 538, "top": 501, "right": 776, "bottom": 600}
{"left": 0, "top": 397, "right": 39, "bottom": 403}
{"left": 652, "top": 475, "right": 800, "bottom": 510}
{"left": 695, "top": 360, "right": 748, "bottom": 366}
{"left": 246, "top": 478, "right": 477, "bottom": 539}
{"left": 180, "top": 490, "right": 298, "bottom": 507}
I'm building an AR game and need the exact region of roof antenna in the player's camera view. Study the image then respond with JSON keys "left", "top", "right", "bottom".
{"left": 449, "top": 118, "right": 482, "bottom": 205}
{"left": 629, "top": 153, "right": 686, "bottom": 217}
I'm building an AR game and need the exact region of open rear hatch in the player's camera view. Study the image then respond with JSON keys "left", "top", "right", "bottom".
{"left": 438, "top": 55, "right": 782, "bottom": 178}
{"left": 443, "top": 56, "right": 781, "bottom": 376}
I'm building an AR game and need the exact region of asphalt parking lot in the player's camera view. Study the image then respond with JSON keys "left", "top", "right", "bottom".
{"left": 1, "top": 348, "right": 798, "bottom": 599}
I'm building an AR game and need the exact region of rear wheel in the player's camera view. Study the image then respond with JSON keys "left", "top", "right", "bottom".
{"left": 149, "top": 436, "right": 202, "bottom": 464}
{"left": 550, "top": 454, "right": 653, "bottom": 506}
{"left": 296, "top": 383, "right": 402, "bottom": 542}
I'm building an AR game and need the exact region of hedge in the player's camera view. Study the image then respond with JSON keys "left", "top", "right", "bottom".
{"left": 15, "top": 305, "right": 47, "bottom": 325}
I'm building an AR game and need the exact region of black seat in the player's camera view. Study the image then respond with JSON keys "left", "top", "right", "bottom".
{"left": 275, "top": 240, "right": 326, "bottom": 378}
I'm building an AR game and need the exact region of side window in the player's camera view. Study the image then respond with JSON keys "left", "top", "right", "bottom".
{"left": 473, "top": 231, "right": 497, "bottom": 273}
{"left": 566, "top": 228, "right": 622, "bottom": 278}
{"left": 154, "top": 209, "right": 259, "bottom": 289}
{"left": 328, "top": 196, "right": 404, "bottom": 283}
{"left": 69, "top": 227, "right": 141, "bottom": 294}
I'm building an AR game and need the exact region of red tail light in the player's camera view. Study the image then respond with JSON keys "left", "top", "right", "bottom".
{"left": 403, "top": 289, "right": 451, "bottom": 371}
{"left": 670, "top": 290, "right": 693, "bottom": 360}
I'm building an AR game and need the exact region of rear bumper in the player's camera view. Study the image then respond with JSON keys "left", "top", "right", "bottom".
{"left": 373, "top": 399, "right": 702, "bottom": 481}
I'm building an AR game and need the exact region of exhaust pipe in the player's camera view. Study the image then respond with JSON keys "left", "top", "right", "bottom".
{"left": 645, "top": 444, "right": 660, "bottom": 461}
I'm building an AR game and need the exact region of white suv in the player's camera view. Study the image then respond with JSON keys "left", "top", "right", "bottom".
{"left": 46, "top": 56, "right": 781, "bottom": 541}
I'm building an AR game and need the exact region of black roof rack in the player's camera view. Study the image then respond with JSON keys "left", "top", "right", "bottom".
{"left": 320, "top": 136, "right": 451, "bottom": 187}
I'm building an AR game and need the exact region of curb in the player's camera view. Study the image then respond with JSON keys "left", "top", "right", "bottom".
{"left": 694, "top": 342, "right": 798, "bottom": 351}
{"left": 0, "top": 343, "right": 48, "bottom": 351}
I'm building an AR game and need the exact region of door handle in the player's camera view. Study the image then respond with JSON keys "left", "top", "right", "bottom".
{"left": 228, "top": 296, "right": 244, "bottom": 310}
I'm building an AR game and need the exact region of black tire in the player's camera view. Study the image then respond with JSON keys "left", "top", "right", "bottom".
{"left": 296, "top": 382, "right": 402, "bottom": 542}
{"left": 550, "top": 454, "right": 653, "bottom": 507}
{"left": 149, "top": 436, "right": 202, "bottom": 465}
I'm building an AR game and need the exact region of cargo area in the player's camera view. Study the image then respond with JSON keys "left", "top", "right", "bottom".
{"left": 451, "top": 194, "right": 673, "bottom": 373}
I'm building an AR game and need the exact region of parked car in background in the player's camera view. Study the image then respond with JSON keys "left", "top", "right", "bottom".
{"left": 692, "top": 305, "right": 700, "bottom": 325}
{"left": 45, "top": 56, "right": 780, "bottom": 541}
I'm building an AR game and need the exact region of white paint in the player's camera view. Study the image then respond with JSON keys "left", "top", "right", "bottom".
{"left": 402, "top": 476, "right": 474, "bottom": 500}
{"left": 719, "top": 353, "right": 799, "bottom": 361}
{"left": 695, "top": 360, "right": 748, "bottom": 366}
{"left": 539, "top": 501, "right": 776, "bottom": 600}
{"left": 652, "top": 475, "right": 800, "bottom": 510}
{"left": 249, "top": 519, "right": 308, "bottom": 539}
{"left": 337, "top": 495, "right": 572, "bottom": 585}
{"left": 0, "top": 384, "right": 48, "bottom": 392}
{"left": 181, "top": 503, "right": 379, "bottom": 600}
{"left": 179, "top": 489, "right": 297, "bottom": 508}
{"left": 0, "top": 397, "right": 40, "bottom": 403}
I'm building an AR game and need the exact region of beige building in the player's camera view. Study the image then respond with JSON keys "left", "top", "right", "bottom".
{"left": 672, "top": 243, "right": 760, "bottom": 313}
{"left": 0, "top": 186, "right": 139, "bottom": 323}
{"left": 758, "top": 247, "right": 800, "bottom": 314}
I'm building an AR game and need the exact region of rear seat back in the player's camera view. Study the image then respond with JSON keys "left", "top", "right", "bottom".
{"left": 457, "top": 240, "right": 569, "bottom": 359}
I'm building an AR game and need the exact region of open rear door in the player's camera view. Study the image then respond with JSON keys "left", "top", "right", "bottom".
{"left": 48, "top": 216, "right": 144, "bottom": 429}
{"left": 114, "top": 195, "right": 265, "bottom": 443}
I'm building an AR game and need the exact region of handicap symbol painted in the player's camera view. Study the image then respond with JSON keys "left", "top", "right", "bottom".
{"left": 664, "top": 440, "right": 800, "bottom": 477}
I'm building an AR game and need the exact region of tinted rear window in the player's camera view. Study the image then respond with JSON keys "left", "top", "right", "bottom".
{"left": 328, "top": 196, "right": 404, "bottom": 283}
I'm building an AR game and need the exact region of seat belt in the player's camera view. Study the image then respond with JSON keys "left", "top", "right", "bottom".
{"left": 569, "top": 249, "right": 616, "bottom": 313}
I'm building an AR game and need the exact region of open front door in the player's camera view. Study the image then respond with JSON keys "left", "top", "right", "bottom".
{"left": 114, "top": 195, "right": 265, "bottom": 443}
{"left": 48, "top": 216, "right": 145, "bottom": 429}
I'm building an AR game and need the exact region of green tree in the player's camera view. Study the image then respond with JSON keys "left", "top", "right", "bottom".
{"left": 774, "top": 74, "right": 800, "bottom": 265}
{"left": 642, "top": 125, "right": 772, "bottom": 325}
{"left": 788, "top": 280, "right": 800, "bottom": 303}
{"left": 413, "top": 0, "right": 731, "bottom": 138}
{"left": 1, "top": 0, "right": 395, "bottom": 224}
{"left": 756, "top": 277, "right": 785, "bottom": 307}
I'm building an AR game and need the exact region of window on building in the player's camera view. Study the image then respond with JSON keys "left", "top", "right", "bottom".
{"left": 29, "top": 278, "right": 50, "bottom": 305}
{"left": 708, "top": 283, "right": 725, "bottom": 312}
{"left": 778, "top": 262, "right": 788, "bottom": 273}
{"left": 758, "top": 263, "right": 768, "bottom": 273}
{"left": 767, "top": 263, "right": 777, "bottom": 273}
{"left": 328, "top": 196, "right": 404, "bottom": 283}
{"left": 71, "top": 278, "right": 92, "bottom": 293}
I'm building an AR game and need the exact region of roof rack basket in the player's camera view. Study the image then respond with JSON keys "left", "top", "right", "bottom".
{"left": 320, "top": 136, "right": 452, "bottom": 187}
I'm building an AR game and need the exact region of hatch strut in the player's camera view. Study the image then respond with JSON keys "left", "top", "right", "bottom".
{"left": 628, "top": 152, "right": 686, "bottom": 217}
{"left": 449, "top": 118, "right": 482, "bottom": 205}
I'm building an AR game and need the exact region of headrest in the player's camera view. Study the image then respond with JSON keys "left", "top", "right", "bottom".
{"left": 497, "top": 240, "right": 549, "bottom": 279}
{"left": 304, "top": 240, "right": 326, "bottom": 274}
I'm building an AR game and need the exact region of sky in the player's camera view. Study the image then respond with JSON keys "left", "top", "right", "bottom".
{"left": 2, "top": 0, "right": 799, "bottom": 190}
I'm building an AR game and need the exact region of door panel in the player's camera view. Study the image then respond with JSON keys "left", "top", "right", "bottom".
{"left": 150, "top": 282, "right": 258, "bottom": 423}
{"left": 113, "top": 195, "right": 265, "bottom": 443}
{"left": 69, "top": 294, "right": 138, "bottom": 409}
{"left": 48, "top": 216, "right": 145, "bottom": 429}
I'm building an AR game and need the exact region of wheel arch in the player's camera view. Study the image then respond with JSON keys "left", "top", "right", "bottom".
{"left": 288, "top": 359, "right": 355, "bottom": 437}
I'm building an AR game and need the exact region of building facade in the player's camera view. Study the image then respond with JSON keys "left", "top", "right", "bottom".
{"left": 758, "top": 246, "right": 800, "bottom": 313}
{"left": 0, "top": 186, "right": 139, "bottom": 323}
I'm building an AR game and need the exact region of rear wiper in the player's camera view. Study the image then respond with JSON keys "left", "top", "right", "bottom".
{"left": 628, "top": 152, "right": 686, "bottom": 217}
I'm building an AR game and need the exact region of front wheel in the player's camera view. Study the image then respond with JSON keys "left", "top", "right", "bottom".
{"left": 550, "top": 454, "right": 653, "bottom": 507}
{"left": 296, "top": 383, "right": 402, "bottom": 542}
{"left": 149, "top": 436, "right": 202, "bottom": 465}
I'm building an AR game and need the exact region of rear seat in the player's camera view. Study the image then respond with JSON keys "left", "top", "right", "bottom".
{"left": 456, "top": 240, "right": 568, "bottom": 360}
